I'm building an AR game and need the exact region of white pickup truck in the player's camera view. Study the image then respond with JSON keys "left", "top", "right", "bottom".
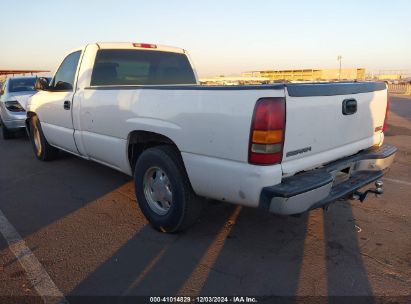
{"left": 27, "top": 42, "right": 396, "bottom": 232}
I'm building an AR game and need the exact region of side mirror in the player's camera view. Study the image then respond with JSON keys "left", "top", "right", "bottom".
{"left": 34, "top": 77, "right": 50, "bottom": 91}
{"left": 54, "top": 81, "right": 73, "bottom": 91}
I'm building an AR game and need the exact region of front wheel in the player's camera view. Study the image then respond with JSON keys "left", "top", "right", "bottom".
{"left": 134, "top": 145, "right": 203, "bottom": 233}
{"left": 29, "top": 115, "right": 59, "bottom": 161}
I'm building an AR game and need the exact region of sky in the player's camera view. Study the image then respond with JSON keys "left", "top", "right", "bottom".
{"left": 1, "top": 0, "right": 410, "bottom": 77}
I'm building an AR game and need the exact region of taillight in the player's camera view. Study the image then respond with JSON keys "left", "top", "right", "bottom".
{"left": 382, "top": 94, "right": 390, "bottom": 132}
{"left": 5, "top": 101, "right": 25, "bottom": 112}
{"left": 249, "top": 97, "right": 286, "bottom": 165}
{"left": 132, "top": 43, "right": 157, "bottom": 49}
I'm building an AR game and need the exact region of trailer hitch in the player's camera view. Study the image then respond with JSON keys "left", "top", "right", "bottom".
{"left": 352, "top": 180, "right": 384, "bottom": 202}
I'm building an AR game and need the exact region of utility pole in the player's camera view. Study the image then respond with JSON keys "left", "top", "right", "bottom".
{"left": 337, "top": 55, "right": 342, "bottom": 81}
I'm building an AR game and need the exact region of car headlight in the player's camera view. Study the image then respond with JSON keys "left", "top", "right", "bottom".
{"left": 5, "top": 101, "right": 25, "bottom": 112}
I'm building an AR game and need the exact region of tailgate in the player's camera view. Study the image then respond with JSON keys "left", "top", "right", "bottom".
{"left": 281, "top": 82, "right": 388, "bottom": 175}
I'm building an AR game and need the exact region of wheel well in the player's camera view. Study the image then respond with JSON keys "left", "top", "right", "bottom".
{"left": 25, "top": 112, "right": 36, "bottom": 129}
{"left": 128, "top": 131, "right": 179, "bottom": 172}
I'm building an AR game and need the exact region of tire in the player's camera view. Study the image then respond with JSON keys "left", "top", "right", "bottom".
{"left": 0, "top": 118, "right": 15, "bottom": 140}
{"left": 28, "top": 115, "right": 59, "bottom": 161}
{"left": 134, "top": 145, "right": 203, "bottom": 233}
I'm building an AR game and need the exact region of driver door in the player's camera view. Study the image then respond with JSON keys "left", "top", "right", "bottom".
{"left": 37, "top": 51, "right": 82, "bottom": 153}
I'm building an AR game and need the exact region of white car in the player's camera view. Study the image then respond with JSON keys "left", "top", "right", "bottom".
{"left": 0, "top": 76, "right": 37, "bottom": 139}
{"left": 26, "top": 42, "right": 396, "bottom": 232}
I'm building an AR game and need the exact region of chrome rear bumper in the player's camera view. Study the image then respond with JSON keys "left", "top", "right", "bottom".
{"left": 259, "top": 144, "right": 397, "bottom": 215}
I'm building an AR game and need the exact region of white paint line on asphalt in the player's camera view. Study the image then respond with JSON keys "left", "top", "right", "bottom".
{"left": 383, "top": 177, "right": 411, "bottom": 186}
{"left": 0, "top": 209, "right": 68, "bottom": 304}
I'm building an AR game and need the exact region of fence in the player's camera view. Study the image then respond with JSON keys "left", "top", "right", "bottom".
{"left": 387, "top": 83, "right": 411, "bottom": 95}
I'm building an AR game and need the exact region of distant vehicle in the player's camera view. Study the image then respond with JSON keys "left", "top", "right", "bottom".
{"left": 0, "top": 77, "right": 37, "bottom": 139}
{"left": 27, "top": 42, "right": 396, "bottom": 232}
{"left": 0, "top": 76, "right": 50, "bottom": 139}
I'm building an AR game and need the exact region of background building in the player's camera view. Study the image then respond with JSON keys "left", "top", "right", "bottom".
{"left": 242, "top": 68, "right": 366, "bottom": 82}
{"left": 367, "top": 70, "right": 411, "bottom": 81}
{"left": 199, "top": 76, "right": 270, "bottom": 85}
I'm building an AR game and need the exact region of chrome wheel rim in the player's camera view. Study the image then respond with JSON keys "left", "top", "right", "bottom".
{"left": 143, "top": 167, "right": 173, "bottom": 215}
{"left": 33, "top": 126, "right": 42, "bottom": 155}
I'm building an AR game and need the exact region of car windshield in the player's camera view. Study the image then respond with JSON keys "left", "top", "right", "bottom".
{"left": 9, "top": 78, "right": 37, "bottom": 92}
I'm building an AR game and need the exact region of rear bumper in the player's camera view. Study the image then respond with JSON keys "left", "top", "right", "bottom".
{"left": 0, "top": 110, "right": 26, "bottom": 130}
{"left": 2, "top": 118, "right": 26, "bottom": 130}
{"left": 260, "top": 144, "right": 397, "bottom": 215}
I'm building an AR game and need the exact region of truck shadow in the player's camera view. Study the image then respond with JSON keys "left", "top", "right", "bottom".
{"left": 69, "top": 200, "right": 374, "bottom": 300}
{"left": 0, "top": 142, "right": 131, "bottom": 249}
{"left": 323, "top": 203, "right": 374, "bottom": 299}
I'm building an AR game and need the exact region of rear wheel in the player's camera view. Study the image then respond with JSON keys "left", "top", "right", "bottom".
{"left": 0, "top": 118, "right": 15, "bottom": 140}
{"left": 29, "top": 115, "right": 59, "bottom": 161}
{"left": 134, "top": 145, "right": 203, "bottom": 233}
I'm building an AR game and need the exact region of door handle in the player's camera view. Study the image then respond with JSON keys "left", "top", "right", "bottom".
{"left": 63, "top": 100, "right": 71, "bottom": 110}
{"left": 342, "top": 99, "right": 357, "bottom": 115}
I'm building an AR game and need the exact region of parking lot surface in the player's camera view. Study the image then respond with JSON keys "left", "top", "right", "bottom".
{"left": 0, "top": 96, "right": 410, "bottom": 301}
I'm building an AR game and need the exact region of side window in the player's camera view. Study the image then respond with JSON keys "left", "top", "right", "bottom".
{"left": 51, "top": 51, "right": 81, "bottom": 91}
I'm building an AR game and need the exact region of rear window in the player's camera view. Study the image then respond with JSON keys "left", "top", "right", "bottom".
{"left": 90, "top": 50, "right": 196, "bottom": 86}
{"left": 9, "top": 78, "right": 36, "bottom": 92}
